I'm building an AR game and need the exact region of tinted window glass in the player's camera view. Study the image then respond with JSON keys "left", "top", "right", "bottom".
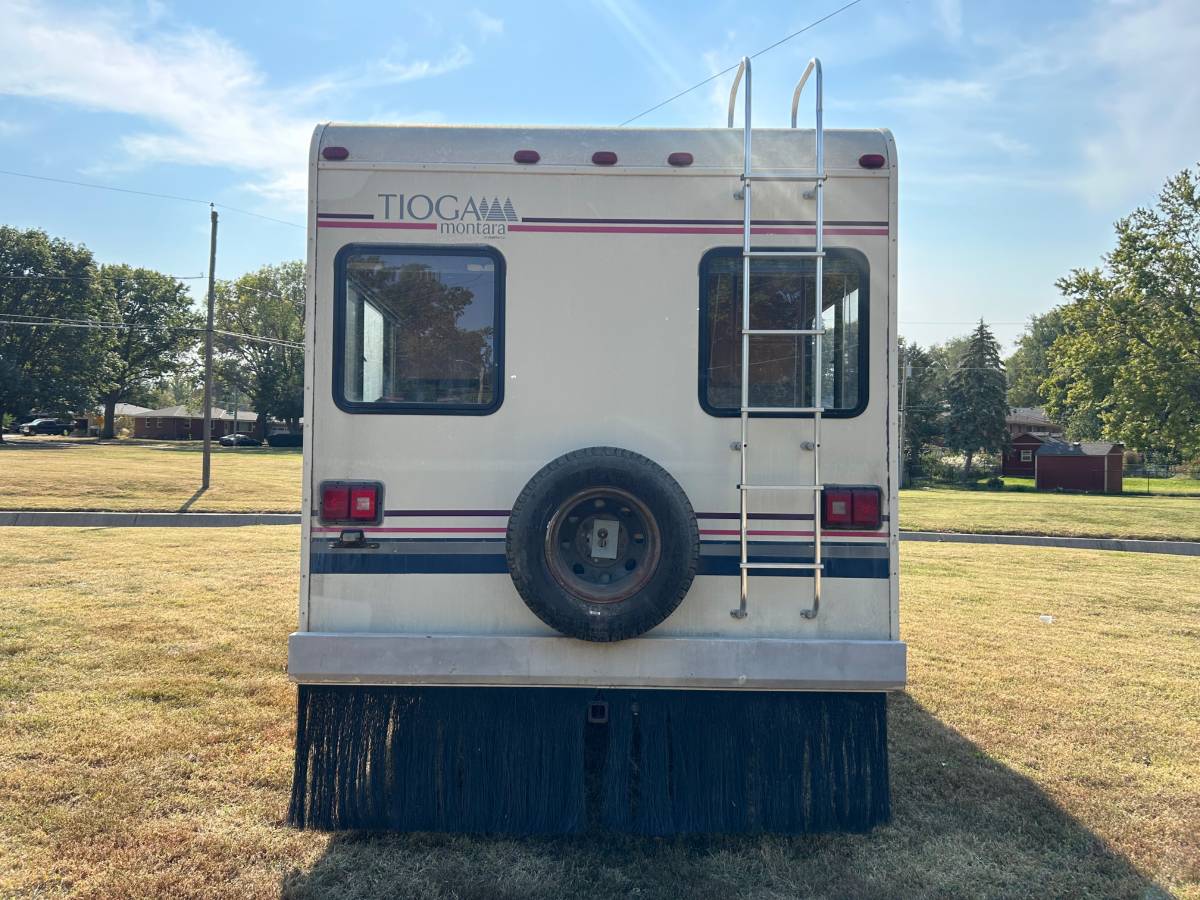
{"left": 701, "top": 251, "right": 865, "bottom": 414}
{"left": 338, "top": 248, "right": 502, "bottom": 412}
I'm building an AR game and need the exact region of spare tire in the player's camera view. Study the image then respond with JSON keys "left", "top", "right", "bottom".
{"left": 506, "top": 447, "right": 699, "bottom": 642}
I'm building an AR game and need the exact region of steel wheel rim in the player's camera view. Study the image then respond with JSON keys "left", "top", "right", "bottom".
{"left": 544, "top": 486, "right": 662, "bottom": 604}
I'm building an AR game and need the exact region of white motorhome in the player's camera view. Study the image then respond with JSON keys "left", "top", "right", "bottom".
{"left": 289, "top": 59, "right": 904, "bottom": 834}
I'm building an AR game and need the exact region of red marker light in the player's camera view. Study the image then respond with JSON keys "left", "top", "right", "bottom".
{"left": 667, "top": 152, "right": 694, "bottom": 167}
{"left": 513, "top": 149, "right": 540, "bottom": 164}
{"left": 858, "top": 153, "right": 886, "bottom": 169}
{"left": 591, "top": 151, "right": 618, "bottom": 166}
{"left": 322, "top": 146, "right": 350, "bottom": 161}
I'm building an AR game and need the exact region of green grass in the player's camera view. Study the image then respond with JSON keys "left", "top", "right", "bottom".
{"left": 900, "top": 484, "right": 1200, "bottom": 542}
{"left": 0, "top": 527, "right": 1196, "bottom": 898}
{"left": 0, "top": 437, "right": 301, "bottom": 513}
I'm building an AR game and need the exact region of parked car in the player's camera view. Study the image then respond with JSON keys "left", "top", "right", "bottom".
{"left": 218, "top": 433, "right": 262, "bottom": 447}
{"left": 266, "top": 431, "right": 303, "bottom": 448}
{"left": 18, "top": 418, "right": 74, "bottom": 436}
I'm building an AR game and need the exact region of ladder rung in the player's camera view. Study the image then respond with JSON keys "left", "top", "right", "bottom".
{"left": 743, "top": 328, "right": 824, "bottom": 336}
{"left": 743, "top": 171, "right": 826, "bottom": 183}
{"left": 744, "top": 250, "right": 824, "bottom": 258}
{"left": 741, "top": 406, "right": 824, "bottom": 414}
{"left": 738, "top": 484, "right": 824, "bottom": 491}
{"left": 740, "top": 562, "right": 823, "bottom": 571}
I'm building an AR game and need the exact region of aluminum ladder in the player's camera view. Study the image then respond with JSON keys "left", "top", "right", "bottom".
{"left": 727, "top": 56, "right": 826, "bottom": 621}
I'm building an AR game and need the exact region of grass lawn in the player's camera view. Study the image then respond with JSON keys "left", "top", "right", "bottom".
{"left": 900, "top": 484, "right": 1200, "bottom": 542}
{"left": 995, "top": 475, "right": 1200, "bottom": 497}
{"left": 0, "top": 437, "right": 301, "bottom": 513}
{"left": 1, "top": 527, "right": 1196, "bottom": 898}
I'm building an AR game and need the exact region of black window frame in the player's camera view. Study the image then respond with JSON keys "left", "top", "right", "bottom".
{"left": 332, "top": 243, "right": 506, "bottom": 416}
{"left": 697, "top": 245, "right": 870, "bottom": 419}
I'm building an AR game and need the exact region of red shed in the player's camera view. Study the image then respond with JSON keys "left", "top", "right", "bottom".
{"left": 1002, "top": 432, "right": 1045, "bottom": 477}
{"left": 1035, "top": 440, "right": 1124, "bottom": 494}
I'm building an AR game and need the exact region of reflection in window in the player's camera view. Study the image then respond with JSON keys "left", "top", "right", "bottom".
{"left": 702, "top": 252, "right": 864, "bottom": 413}
{"left": 340, "top": 250, "right": 501, "bottom": 410}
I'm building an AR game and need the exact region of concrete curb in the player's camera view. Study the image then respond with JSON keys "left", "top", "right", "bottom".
{"left": 901, "top": 531, "right": 1200, "bottom": 556}
{"left": 1, "top": 513, "right": 1198, "bottom": 557}
{"left": 0, "top": 511, "right": 300, "bottom": 527}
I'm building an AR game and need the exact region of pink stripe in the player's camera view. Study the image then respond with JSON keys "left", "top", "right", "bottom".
{"left": 508, "top": 224, "right": 886, "bottom": 236}
{"left": 312, "top": 526, "right": 507, "bottom": 534}
{"left": 317, "top": 221, "right": 437, "bottom": 230}
{"left": 700, "top": 529, "right": 885, "bottom": 538}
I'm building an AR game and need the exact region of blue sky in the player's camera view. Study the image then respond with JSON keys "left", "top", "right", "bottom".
{"left": 1, "top": 0, "right": 1198, "bottom": 350}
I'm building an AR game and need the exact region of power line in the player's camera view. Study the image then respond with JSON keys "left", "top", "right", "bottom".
{"left": 0, "top": 168, "right": 304, "bottom": 229}
{"left": 619, "top": 0, "right": 868, "bottom": 126}
{"left": 0, "top": 314, "right": 303, "bottom": 349}
{"left": 0, "top": 273, "right": 205, "bottom": 282}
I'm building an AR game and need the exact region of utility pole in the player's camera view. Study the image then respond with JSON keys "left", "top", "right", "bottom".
{"left": 202, "top": 206, "right": 218, "bottom": 490}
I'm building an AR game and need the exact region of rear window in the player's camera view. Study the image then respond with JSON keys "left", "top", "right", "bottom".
{"left": 334, "top": 245, "right": 504, "bottom": 414}
{"left": 698, "top": 248, "right": 868, "bottom": 417}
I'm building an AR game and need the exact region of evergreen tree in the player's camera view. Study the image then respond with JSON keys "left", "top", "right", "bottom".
{"left": 898, "top": 339, "right": 943, "bottom": 483}
{"left": 944, "top": 320, "right": 1007, "bottom": 479}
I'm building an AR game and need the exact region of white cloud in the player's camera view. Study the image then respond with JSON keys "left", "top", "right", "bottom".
{"left": 1070, "top": 0, "right": 1200, "bottom": 206}
{"left": 469, "top": 9, "right": 504, "bottom": 41}
{"left": 0, "top": 1, "right": 473, "bottom": 211}
{"left": 0, "top": 119, "right": 30, "bottom": 138}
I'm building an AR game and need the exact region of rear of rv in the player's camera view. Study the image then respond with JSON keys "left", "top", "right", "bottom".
{"left": 289, "top": 121, "right": 902, "bottom": 834}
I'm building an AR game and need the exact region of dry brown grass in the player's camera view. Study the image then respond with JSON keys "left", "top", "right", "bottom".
{"left": 0, "top": 528, "right": 1196, "bottom": 898}
{"left": 899, "top": 484, "right": 1200, "bottom": 542}
{"left": 0, "top": 438, "right": 300, "bottom": 513}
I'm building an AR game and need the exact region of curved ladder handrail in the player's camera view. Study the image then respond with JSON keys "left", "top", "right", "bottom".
{"left": 726, "top": 57, "right": 749, "bottom": 129}
{"left": 790, "top": 58, "right": 822, "bottom": 129}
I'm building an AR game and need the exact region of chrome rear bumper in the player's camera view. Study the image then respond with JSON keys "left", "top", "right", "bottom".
{"left": 288, "top": 632, "right": 906, "bottom": 691}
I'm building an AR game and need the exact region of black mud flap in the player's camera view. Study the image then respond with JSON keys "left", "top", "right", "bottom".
{"left": 289, "top": 686, "right": 890, "bottom": 835}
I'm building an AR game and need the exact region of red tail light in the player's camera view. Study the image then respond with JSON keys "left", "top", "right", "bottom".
{"left": 350, "top": 486, "right": 377, "bottom": 520}
{"left": 321, "top": 484, "right": 349, "bottom": 520}
{"left": 319, "top": 481, "right": 383, "bottom": 525}
{"left": 824, "top": 488, "right": 853, "bottom": 526}
{"left": 822, "top": 486, "right": 882, "bottom": 530}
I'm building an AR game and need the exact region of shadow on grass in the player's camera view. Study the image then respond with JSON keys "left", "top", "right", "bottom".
{"left": 178, "top": 486, "right": 207, "bottom": 512}
{"left": 280, "top": 694, "right": 1167, "bottom": 900}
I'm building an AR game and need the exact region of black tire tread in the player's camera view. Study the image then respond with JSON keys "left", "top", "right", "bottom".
{"left": 506, "top": 447, "right": 699, "bottom": 642}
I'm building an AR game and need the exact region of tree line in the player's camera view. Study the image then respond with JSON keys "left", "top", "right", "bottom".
{"left": 902, "top": 163, "right": 1200, "bottom": 478}
{"left": 0, "top": 225, "right": 304, "bottom": 442}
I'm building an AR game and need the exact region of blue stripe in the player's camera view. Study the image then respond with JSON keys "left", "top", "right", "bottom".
{"left": 311, "top": 552, "right": 887, "bottom": 579}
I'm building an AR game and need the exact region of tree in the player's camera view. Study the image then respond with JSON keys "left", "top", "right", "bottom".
{"left": 943, "top": 320, "right": 1008, "bottom": 479}
{"left": 0, "top": 227, "right": 105, "bottom": 442}
{"left": 214, "top": 261, "right": 304, "bottom": 437}
{"left": 898, "top": 338, "right": 943, "bottom": 483}
{"left": 93, "top": 265, "right": 201, "bottom": 439}
{"left": 1045, "top": 165, "right": 1200, "bottom": 458}
{"left": 1005, "top": 308, "right": 1066, "bottom": 408}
